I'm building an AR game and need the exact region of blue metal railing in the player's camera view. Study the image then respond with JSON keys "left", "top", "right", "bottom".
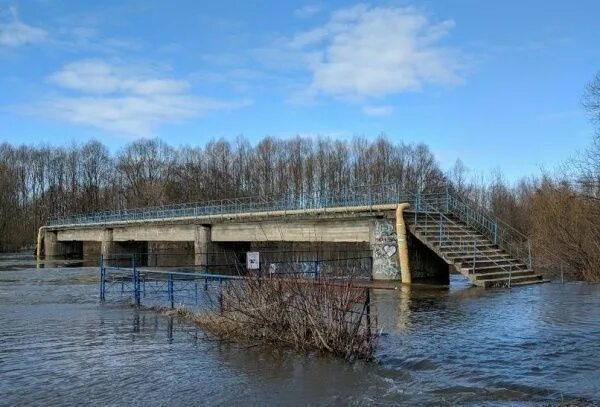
{"left": 49, "top": 183, "right": 415, "bottom": 226}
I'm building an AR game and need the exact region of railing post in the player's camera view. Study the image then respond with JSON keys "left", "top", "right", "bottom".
{"left": 493, "top": 220, "right": 498, "bottom": 245}
{"left": 439, "top": 212, "right": 443, "bottom": 247}
{"left": 414, "top": 193, "right": 419, "bottom": 225}
{"left": 527, "top": 241, "right": 532, "bottom": 270}
{"left": 472, "top": 240, "right": 476, "bottom": 275}
{"left": 133, "top": 255, "right": 140, "bottom": 306}
{"left": 445, "top": 185, "right": 449, "bottom": 213}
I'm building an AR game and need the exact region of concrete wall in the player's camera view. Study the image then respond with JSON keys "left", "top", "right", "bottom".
{"left": 370, "top": 218, "right": 401, "bottom": 280}
{"left": 211, "top": 220, "right": 371, "bottom": 242}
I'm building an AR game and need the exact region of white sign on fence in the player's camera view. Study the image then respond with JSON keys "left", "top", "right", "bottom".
{"left": 246, "top": 251, "right": 260, "bottom": 269}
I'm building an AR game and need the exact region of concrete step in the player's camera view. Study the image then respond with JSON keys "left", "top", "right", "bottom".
{"left": 444, "top": 248, "right": 504, "bottom": 255}
{"left": 436, "top": 242, "right": 498, "bottom": 250}
{"left": 475, "top": 274, "right": 544, "bottom": 288}
{"left": 410, "top": 224, "right": 469, "bottom": 231}
{"left": 472, "top": 269, "right": 536, "bottom": 280}
{"left": 448, "top": 253, "right": 513, "bottom": 262}
{"left": 417, "top": 231, "right": 486, "bottom": 240}
{"left": 461, "top": 260, "right": 527, "bottom": 270}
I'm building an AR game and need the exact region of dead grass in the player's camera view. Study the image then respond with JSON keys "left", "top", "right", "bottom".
{"left": 158, "top": 275, "right": 379, "bottom": 361}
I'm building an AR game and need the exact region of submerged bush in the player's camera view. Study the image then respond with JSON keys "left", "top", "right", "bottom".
{"left": 181, "top": 276, "right": 379, "bottom": 361}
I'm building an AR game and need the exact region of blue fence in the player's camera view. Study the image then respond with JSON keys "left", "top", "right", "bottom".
{"left": 99, "top": 253, "right": 374, "bottom": 309}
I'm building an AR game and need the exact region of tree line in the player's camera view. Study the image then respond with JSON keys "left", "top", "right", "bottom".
{"left": 0, "top": 136, "right": 445, "bottom": 250}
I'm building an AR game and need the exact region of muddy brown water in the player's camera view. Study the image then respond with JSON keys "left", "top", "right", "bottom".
{"left": 1, "top": 253, "right": 599, "bottom": 406}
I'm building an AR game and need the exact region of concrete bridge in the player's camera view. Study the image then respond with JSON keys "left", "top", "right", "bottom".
{"left": 38, "top": 185, "right": 548, "bottom": 288}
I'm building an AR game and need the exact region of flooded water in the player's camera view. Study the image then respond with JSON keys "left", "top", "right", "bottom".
{"left": 1, "top": 253, "right": 599, "bottom": 406}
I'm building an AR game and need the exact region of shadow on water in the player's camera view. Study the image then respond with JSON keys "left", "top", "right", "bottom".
{"left": 1, "top": 255, "right": 599, "bottom": 406}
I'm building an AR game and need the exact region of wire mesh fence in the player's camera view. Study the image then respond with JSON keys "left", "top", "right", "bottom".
{"left": 99, "top": 250, "right": 374, "bottom": 310}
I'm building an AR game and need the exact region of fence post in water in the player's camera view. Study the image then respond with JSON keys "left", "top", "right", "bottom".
{"left": 560, "top": 263, "right": 564, "bottom": 284}
{"left": 133, "top": 255, "right": 140, "bottom": 307}
{"left": 168, "top": 273, "right": 174, "bottom": 309}
{"left": 365, "top": 288, "right": 371, "bottom": 344}
{"left": 99, "top": 255, "right": 105, "bottom": 302}
{"left": 527, "top": 241, "right": 533, "bottom": 270}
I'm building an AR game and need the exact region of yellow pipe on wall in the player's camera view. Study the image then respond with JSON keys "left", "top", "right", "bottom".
{"left": 36, "top": 227, "right": 45, "bottom": 260}
{"left": 396, "top": 203, "right": 411, "bottom": 284}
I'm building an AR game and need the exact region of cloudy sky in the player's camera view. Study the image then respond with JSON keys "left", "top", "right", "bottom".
{"left": 1, "top": 0, "right": 598, "bottom": 179}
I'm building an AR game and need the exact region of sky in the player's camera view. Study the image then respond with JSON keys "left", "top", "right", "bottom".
{"left": 1, "top": 0, "right": 599, "bottom": 180}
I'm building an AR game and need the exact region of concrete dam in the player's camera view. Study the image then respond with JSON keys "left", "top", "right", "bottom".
{"left": 38, "top": 186, "right": 548, "bottom": 288}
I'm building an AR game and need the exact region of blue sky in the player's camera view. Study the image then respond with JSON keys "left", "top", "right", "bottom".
{"left": 1, "top": 0, "right": 598, "bottom": 180}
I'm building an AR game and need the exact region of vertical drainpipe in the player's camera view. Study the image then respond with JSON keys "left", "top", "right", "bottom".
{"left": 396, "top": 203, "right": 411, "bottom": 284}
{"left": 36, "top": 227, "right": 46, "bottom": 260}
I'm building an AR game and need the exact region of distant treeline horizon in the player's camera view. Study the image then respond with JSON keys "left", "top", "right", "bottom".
{"left": 0, "top": 133, "right": 599, "bottom": 281}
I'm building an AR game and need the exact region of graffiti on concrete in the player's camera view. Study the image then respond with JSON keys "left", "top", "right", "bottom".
{"left": 372, "top": 219, "right": 400, "bottom": 279}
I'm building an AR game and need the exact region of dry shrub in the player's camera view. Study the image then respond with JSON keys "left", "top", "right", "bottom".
{"left": 195, "top": 275, "right": 378, "bottom": 361}
{"left": 530, "top": 185, "right": 600, "bottom": 282}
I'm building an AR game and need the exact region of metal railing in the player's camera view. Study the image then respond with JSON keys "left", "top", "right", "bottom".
{"left": 411, "top": 199, "right": 522, "bottom": 286}
{"left": 48, "top": 183, "right": 414, "bottom": 226}
{"left": 99, "top": 252, "right": 375, "bottom": 308}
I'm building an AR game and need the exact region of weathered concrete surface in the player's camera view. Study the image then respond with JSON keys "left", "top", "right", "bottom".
{"left": 211, "top": 219, "right": 371, "bottom": 242}
{"left": 194, "top": 225, "right": 212, "bottom": 266}
{"left": 370, "top": 219, "right": 401, "bottom": 280}
{"left": 101, "top": 229, "right": 114, "bottom": 258}
{"left": 57, "top": 229, "right": 104, "bottom": 242}
{"left": 57, "top": 225, "right": 196, "bottom": 242}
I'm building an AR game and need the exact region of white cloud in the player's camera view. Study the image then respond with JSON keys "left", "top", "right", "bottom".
{"left": 294, "top": 4, "right": 322, "bottom": 18}
{"left": 0, "top": 6, "right": 46, "bottom": 47}
{"left": 30, "top": 59, "right": 252, "bottom": 135}
{"left": 48, "top": 60, "right": 188, "bottom": 95}
{"left": 362, "top": 105, "right": 394, "bottom": 116}
{"left": 288, "top": 4, "right": 463, "bottom": 100}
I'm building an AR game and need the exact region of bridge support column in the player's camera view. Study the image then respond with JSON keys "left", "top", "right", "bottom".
{"left": 44, "top": 230, "right": 64, "bottom": 259}
{"left": 370, "top": 219, "right": 401, "bottom": 281}
{"left": 194, "top": 225, "right": 213, "bottom": 268}
{"left": 101, "top": 229, "right": 114, "bottom": 260}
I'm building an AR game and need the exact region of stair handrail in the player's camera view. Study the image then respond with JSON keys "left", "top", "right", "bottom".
{"left": 411, "top": 198, "right": 520, "bottom": 285}
{"left": 442, "top": 187, "right": 568, "bottom": 281}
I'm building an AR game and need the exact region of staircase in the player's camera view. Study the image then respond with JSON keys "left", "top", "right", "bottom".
{"left": 405, "top": 194, "right": 549, "bottom": 288}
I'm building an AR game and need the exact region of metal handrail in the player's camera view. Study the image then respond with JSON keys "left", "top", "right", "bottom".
{"left": 443, "top": 189, "right": 568, "bottom": 281}
{"left": 412, "top": 199, "right": 520, "bottom": 285}
{"left": 48, "top": 182, "right": 415, "bottom": 226}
